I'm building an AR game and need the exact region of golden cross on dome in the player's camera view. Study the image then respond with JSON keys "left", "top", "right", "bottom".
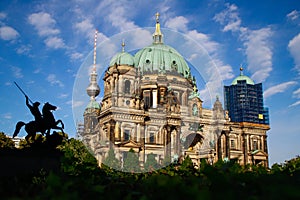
{"left": 156, "top": 12, "right": 160, "bottom": 23}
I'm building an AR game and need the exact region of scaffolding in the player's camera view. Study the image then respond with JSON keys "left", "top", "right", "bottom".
{"left": 224, "top": 80, "right": 269, "bottom": 125}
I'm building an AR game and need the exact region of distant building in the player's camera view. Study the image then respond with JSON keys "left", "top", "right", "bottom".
{"left": 224, "top": 68, "right": 269, "bottom": 124}
{"left": 8, "top": 136, "right": 23, "bottom": 148}
{"left": 82, "top": 14, "right": 270, "bottom": 170}
{"left": 76, "top": 122, "right": 85, "bottom": 139}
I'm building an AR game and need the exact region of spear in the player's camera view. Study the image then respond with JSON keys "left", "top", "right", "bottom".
{"left": 14, "top": 81, "right": 33, "bottom": 104}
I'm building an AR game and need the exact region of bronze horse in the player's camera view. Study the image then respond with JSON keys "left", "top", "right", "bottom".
{"left": 13, "top": 102, "right": 64, "bottom": 141}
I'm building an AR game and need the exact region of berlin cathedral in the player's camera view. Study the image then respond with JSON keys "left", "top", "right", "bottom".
{"left": 82, "top": 13, "right": 270, "bottom": 170}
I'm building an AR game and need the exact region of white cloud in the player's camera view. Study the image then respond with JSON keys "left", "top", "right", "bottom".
{"left": 95, "top": 1, "right": 137, "bottom": 32}
{"left": 44, "top": 36, "right": 65, "bottom": 49}
{"left": 214, "top": 3, "right": 273, "bottom": 83}
{"left": 2, "top": 113, "right": 12, "bottom": 119}
{"left": 67, "top": 100, "right": 85, "bottom": 108}
{"left": 74, "top": 19, "right": 107, "bottom": 43}
{"left": 213, "top": 3, "right": 241, "bottom": 32}
{"left": 287, "top": 10, "right": 299, "bottom": 21}
{"left": 187, "top": 30, "right": 219, "bottom": 54}
{"left": 16, "top": 44, "right": 31, "bottom": 55}
{"left": 213, "top": 60, "right": 235, "bottom": 80}
{"left": 75, "top": 19, "right": 94, "bottom": 35}
{"left": 58, "top": 93, "right": 69, "bottom": 99}
{"left": 11, "top": 66, "right": 23, "bottom": 78}
{"left": 46, "top": 74, "right": 64, "bottom": 87}
{"left": 70, "top": 52, "right": 84, "bottom": 60}
{"left": 288, "top": 33, "right": 300, "bottom": 75}
{"left": 199, "top": 79, "right": 223, "bottom": 106}
{"left": 127, "top": 29, "right": 153, "bottom": 48}
{"left": 28, "top": 12, "right": 60, "bottom": 37}
{"left": 165, "top": 16, "right": 219, "bottom": 54}
{"left": 0, "top": 26, "right": 19, "bottom": 41}
{"left": 28, "top": 12, "right": 66, "bottom": 50}
{"left": 188, "top": 53, "right": 198, "bottom": 61}
{"left": 165, "top": 16, "right": 189, "bottom": 32}
{"left": 288, "top": 100, "right": 300, "bottom": 108}
{"left": 164, "top": 14, "right": 234, "bottom": 103}
{"left": 33, "top": 68, "right": 41, "bottom": 74}
{"left": 264, "top": 81, "right": 297, "bottom": 98}
{"left": 243, "top": 27, "right": 273, "bottom": 83}
{"left": 27, "top": 80, "right": 35, "bottom": 84}
{"left": 108, "top": 6, "right": 137, "bottom": 32}
{"left": 0, "top": 12, "right": 7, "bottom": 20}
{"left": 293, "top": 88, "right": 300, "bottom": 98}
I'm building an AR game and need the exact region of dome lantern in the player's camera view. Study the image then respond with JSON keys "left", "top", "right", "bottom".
{"left": 153, "top": 12, "right": 163, "bottom": 44}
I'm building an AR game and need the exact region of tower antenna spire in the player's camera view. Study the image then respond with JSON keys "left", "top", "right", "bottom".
{"left": 86, "top": 29, "right": 100, "bottom": 101}
{"left": 93, "top": 29, "right": 98, "bottom": 72}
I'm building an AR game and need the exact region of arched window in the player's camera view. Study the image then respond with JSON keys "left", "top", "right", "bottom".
{"left": 124, "top": 80, "right": 130, "bottom": 94}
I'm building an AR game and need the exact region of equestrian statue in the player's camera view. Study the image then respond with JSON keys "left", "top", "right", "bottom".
{"left": 13, "top": 82, "right": 64, "bottom": 141}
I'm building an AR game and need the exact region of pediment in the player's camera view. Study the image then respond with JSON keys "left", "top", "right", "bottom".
{"left": 117, "top": 140, "right": 142, "bottom": 148}
{"left": 250, "top": 150, "right": 268, "bottom": 157}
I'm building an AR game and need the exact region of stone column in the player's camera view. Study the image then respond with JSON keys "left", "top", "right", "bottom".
{"left": 121, "top": 125, "right": 124, "bottom": 142}
{"left": 110, "top": 78, "right": 114, "bottom": 93}
{"left": 140, "top": 124, "right": 145, "bottom": 164}
{"left": 152, "top": 89, "right": 157, "bottom": 108}
{"left": 119, "top": 77, "right": 123, "bottom": 94}
{"left": 114, "top": 121, "right": 120, "bottom": 141}
{"left": 261, "top": 136, "right": 264, "bottom": 151}
{"left": 175, "top": 127, "right": 180, "bottom": 156}
{"left": 137, "top": 123, "right": 141, "bottom": 142}
{"left": 110, "top": 121, "right": 115, "bottom": 145}
{"left": 164, "top": 126, "right": 171, "bottom": 162}
{"left": 217, "top": 133, "right": 222, "bottom": 160}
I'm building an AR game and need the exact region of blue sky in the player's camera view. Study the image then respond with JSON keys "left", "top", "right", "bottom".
{"left": 0, "top": 0, "right": 300, "bottom": 165}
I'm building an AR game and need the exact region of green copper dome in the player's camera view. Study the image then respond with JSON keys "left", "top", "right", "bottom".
{"left": 231, "top": 68, "right": 254, "bottom": 85}
{"left": 231, "top": 75, "right": 254, "bottom": 85}
{"left": 132, "top": 12, "right": 191, "bottom": 79}
{"left": 86, "top": 99, "right": 101, "bottom": 109}
{"left": 109, "top": 52, "right": 134, "bottom": 66}
{"left": 134, "top": 43, "right": 190, "bottom": 78}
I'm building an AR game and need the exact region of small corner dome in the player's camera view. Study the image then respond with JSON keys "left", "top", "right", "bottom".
{"left": 86, "top": 100, "right": 100, "bottom": 110}
{"left": 231, "top": 75, "right": 254, "bottom": 85}
{"left": 109, "top": 52, "right": 134, "bottom": 66}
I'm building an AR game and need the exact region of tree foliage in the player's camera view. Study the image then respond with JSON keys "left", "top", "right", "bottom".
{"left": 0, "top": 132, "right": 15, "bottom": 149}
{"left": 1, "top": 133, "right": 300, "bottom": 199}
{"left": 58, "top": 138, "right": 99, "bottom": 175}
{"left": 123, "top": 148, "right": 140, "bottom": 172}
{"left": 271, "top": 155, "right": 300, "bottom": 175}
{"left": 102, "top": 148, "right": 121, "bottom": 171}
{"left": 144, "top": 153, "right": 160, "bottom": 172}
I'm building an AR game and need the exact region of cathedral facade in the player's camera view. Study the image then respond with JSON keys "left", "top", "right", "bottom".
{"left": 82, "top": 14, "right": 270, "bottom": 170}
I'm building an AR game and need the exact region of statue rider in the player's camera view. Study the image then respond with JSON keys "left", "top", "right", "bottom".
{"left": 25, "top": 95, "right": 43, "bottom": 124}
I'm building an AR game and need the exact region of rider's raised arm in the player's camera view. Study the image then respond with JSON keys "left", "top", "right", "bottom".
{"left": 25, "top": 95, "right": 31, "bottom": 108}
